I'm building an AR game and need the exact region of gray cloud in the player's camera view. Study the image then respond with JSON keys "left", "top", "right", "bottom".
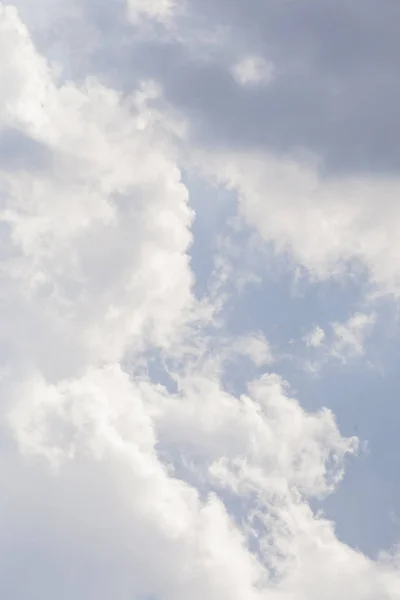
{"left": 161, "top": 0, "right": 400, "bottom": 176}
{"left": 15, "top": 0, "right": 400, "bottom": 176}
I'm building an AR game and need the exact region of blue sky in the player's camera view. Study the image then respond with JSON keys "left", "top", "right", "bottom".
{"left": 1, "top": 1, "right": 400, "bottom": 598}
{"left": 189, "top": 174, "right": 400, "bottom": 557}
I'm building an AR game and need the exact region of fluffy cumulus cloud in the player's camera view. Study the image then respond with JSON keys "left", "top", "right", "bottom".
{"left": 1, "top": 1, "right": 400, "bottom": 599}
{"left": 0, "top": 4, "right": 194, "bottom": 379}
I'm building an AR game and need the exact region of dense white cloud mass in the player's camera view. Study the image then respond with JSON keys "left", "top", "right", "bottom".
{"left": 0, "top": 4, "right": 194, "bottom": 379}
{"left": 1, "top": 1, "right": 400, "bottom": 599}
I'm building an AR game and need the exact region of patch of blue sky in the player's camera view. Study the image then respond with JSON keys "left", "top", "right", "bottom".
{"left": 308, "top": 327, "right": 400, "bottom": 558}
{"left": 186, "top": 173, "right": 400, "bottom": 559}
{"left": 184, "top": 170, "right": 237, "bottom": 300}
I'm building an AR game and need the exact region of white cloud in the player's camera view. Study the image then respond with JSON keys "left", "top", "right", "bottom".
{"left": 3, "top": 362, "right": 356, "bottom": 599}
{"left": 0, "top": 5, "right": 194, "bottom": 379}
{"left": 153, "top": 369, "right": 356, "bottom": 500}
{"left": 233, "top": 333, "right": 273, "bottom": 367}
{"left": 194, "top": 149, "right": 400, "bottom": 296}
{"left": 231, "top": 56, "right": 275, "bottom": 87}
{"left": 4, "top": 357, "right": 400, "bottom": 599}
{"left": 301, "top": 313, "right": 375, "bottom": 372}
{"left": 331, "top": 312, "right": 376, "bottom": 362}
{"left": 304, "top": 326, "right": 326, "bottom": 348}
{"left": 4, "top": 366, "right": 265, "bottom": 600}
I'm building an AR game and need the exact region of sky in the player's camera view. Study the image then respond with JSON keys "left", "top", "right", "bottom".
{"left": 1, "top": 0, "right": 400, "bottom": 598}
